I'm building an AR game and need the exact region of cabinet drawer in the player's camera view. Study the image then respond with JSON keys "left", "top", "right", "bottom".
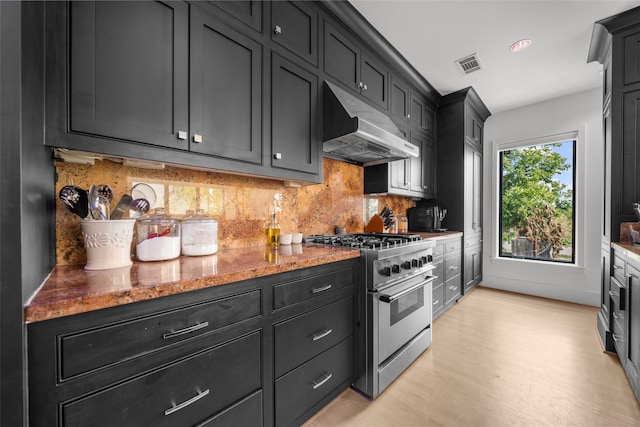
{"left": 444, "top": 255, "right": 462, "bottom": 282}
{"left": 432, "top": 258, "right": 444, "bottom": 287}
{"left": 610, "top": 277, "right": 626, "bottom": 311}
{"left": 61, "top": 290, "right": 261, "bottom": 380}
{"left": 432, "top": 243, "right": 445, "bottom": 258}
{"left": 275, "top": 297, "right": 353, "bottom": 377}
{"left": 273, "top": 267, "right": 353, "bottom": 309}
{"left": 197, "top": 390, "right": 263, "bottom": 427}
{"left": 62, "top": 331, "right": 262, "bottom": 427}
{"left": 445, "top": 239, "right": 461, "bottom": 254}
{"left": 432, "top": 284, "right": 445, "bottom": 312}
{"left": 275, "top": 337, "right": 353, "bottom": 426}
{"left": 445, "top": 277, "right": 461, "bottom": 303}
{"left": 613, "top": 254, "right": 626, "bottom": 284}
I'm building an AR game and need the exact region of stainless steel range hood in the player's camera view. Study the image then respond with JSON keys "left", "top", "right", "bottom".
{"left": 323, "top": 81, "right": 419, "bottom": 166}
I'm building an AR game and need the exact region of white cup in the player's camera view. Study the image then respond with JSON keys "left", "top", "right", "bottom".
{"left": 292, "top": 232, "right": 303, "bottom": 244}
{"left": 81, "top": 220, "right": 135, "bottom": 270}
{"left": 279, "top": 233, "right": 292, "bottom": 245}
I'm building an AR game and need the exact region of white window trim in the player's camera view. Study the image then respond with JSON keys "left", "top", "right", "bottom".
{"left": 490, "top": 126, "right": 586, "bottom": 269}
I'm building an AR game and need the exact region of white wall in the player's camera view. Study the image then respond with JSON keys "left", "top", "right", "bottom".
{"left": 482, "top": 87, "right": 603, "bottom": 306}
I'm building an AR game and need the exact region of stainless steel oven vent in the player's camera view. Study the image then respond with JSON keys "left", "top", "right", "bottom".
{"left": 455, "top": 53, "right": 483, "bottom": 75}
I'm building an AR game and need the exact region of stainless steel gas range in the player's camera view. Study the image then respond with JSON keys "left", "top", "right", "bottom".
{"left": 304, "top": 233, "right": 435, "bottom": 399}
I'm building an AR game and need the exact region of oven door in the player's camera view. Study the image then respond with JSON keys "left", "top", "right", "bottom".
{"left": 376, "top": 272, "right": 433, "bottom": 363}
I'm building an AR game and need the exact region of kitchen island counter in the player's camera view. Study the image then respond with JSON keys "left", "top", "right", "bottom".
{"left": 25, "top": 244, "right": 359, "bottom": 323}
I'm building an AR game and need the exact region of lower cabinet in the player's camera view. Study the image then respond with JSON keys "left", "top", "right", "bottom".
{"left": 608, "top": 243, "right": 640, "bottom": 403}
{"left": 432, "top": 236, "right": 462, "bottom": 319}
{"left": 27, "top": 259, "right": 357, "bottom": 427}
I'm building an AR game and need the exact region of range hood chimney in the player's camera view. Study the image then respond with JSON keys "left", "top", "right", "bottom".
{"left": 322, "top": 81, "right": 418, "bottom": 166}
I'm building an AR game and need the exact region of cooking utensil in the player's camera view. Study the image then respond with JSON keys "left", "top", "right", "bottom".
{"left": 131, "top": 183, "right": 157, "bottom": 208}
{"left": 110, "top": 194, "right": 133, "bottom": 220}
{"left": 129, "top": 198, "right": 150, "bottom": 218}
{"left": 59, "top": 185, "right": 90, "bottom": 219}
{"left": 96, "top": 184, "right": 114, "bottom": 203}
{"left": 88, "top": 185, "right": 107, "bottom": 220}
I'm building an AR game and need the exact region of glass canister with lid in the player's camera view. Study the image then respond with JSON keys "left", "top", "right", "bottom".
{"left": 181, "top": 209, "right": 218, "bottom": 256}
{"left": 135, "top": 208, "right": 181, "bottom": 261}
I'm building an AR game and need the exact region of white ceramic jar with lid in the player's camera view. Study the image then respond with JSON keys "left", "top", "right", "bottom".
{"left": 135, "top": 208, "right": 181, "bottom": 261}
{"left": 181, "top": 209, "right": 218, "bottom": 256}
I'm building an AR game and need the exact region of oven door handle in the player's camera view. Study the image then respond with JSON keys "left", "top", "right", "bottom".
{"left": 378, "top": 276, "right": 434, "bottom": 303}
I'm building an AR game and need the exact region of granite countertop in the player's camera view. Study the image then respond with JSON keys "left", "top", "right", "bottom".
{"left": 612, "top": 241, "right": 640, "bottom": 264}
{"left": 412, "top": 230, "right": 464, "bottom": 240}
{"left": 25, "top": 244, "right": 360, "bottom": 324}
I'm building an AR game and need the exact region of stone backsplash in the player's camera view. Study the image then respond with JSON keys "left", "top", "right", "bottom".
{"left": 55, "top": 157, "right": 417, "bottom": 265}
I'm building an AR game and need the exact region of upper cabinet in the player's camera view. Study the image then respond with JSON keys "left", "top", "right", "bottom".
{"left": 324, "top": 21, "right": 389, "bottom": 110}
{"left": 67, "top": 1, "right": 189, "bottom": 151}
{"left": 271, "top": 54, "right": 319, "bottom": 175}
{"left": 45, "top": 1, "right": 324, "bottom": 184}
{"left": 271, "top": 0, "right": 318, "bottom": 66}
{"left": 189, "top": 8, "right": 262, "bottom": 164}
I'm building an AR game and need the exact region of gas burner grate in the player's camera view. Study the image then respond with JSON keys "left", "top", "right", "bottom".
{"left": 303, "top": 233, "right": 422, "bottom": 250}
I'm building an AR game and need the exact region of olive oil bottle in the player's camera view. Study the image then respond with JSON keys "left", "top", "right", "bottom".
{"left": 267, "top": 212, "right": 280, "bottom": 246}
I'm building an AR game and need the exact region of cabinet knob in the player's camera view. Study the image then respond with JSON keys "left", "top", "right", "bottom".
{"left": 274, "top": 152, "right": 283, "bottom": 160}
{"left": 423, "top": 185, "right": 429, "bottom": 190}
{"left": 406, "top": 114, "right": 411, "bottom": 119}
{"left": 177, "top": 130, "right": 187, "bottom": 140}
{"left": 274, "top": 25, "right": 282, "bottom": 35}
{"left": 357, "top": 81, "right": 367, "bottom": 90}
{"left": 193, "top": 134, "right": 203, "bottom": 143}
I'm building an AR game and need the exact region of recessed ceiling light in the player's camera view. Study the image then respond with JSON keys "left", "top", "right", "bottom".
{"left": 510, "top": 39, "right": 532, "bottom": 52}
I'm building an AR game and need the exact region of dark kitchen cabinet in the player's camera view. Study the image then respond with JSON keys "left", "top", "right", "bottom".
{"left": 271, "top": 54, "right": 320, "bottom": 175}
{"left": 324, "top": 21, "right": 388, "bottom": 110}
{"left": 45, "top": 1, "right": 325, "bottom": 184}
{"left": 589, "top": 6, "right": 640, "bottom": 357}
{"left": 66, "top": 1, "right": 189, "bottom": 150}
{"left": 411, "top": 93, "right": 435, "bottom": 139}
{"left": 28, "top": 281, "right": 264, "bottom": 427}
{"left": 432, "top": 236, "right": 462, "bottom": 319}
{"left": 28, "top": 258, "right": 358, "bottom": 427}
{"left": 390, "top": 76, "right": 411, "bottom": 132}
{"left": 437, "top": 87, "right": 490, "bottom": 295}
{"left": 606, "top": 243, "right": 640, "bottom": 403}
{"left": 190, "top": 7, "right": 262, "bottom": 164}
{"left": 271, "top": 0, "right": 318, "bottom": 66}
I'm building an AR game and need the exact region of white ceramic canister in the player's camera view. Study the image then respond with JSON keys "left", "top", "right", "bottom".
{"left": 181, "top": 209, "right": 218, "bottom": 256}
{"left": 80, "top": 219, "right": 136, "bottom": 270}
{"left": 135, "top": 208, "right": 181, "bottom": 261}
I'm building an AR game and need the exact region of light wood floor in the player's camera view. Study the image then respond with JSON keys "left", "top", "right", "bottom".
{"left": 304, "top": 286, "right": 640, "bottom": 426}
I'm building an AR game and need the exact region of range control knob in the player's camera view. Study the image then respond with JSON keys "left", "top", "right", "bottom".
{"left": 421, "top": 255, "right": 429, "bottom": 264}
{"left": 391, "top": 264, "right": 401, "bottom": 274}
{"left": 380, "top": 267, "right": 391, "bottom": 276}
{"left": 412, "top": 258, "right": 423, "bottom": 267}
{"left": 402, "top": 261, "right": 412, "bottom": 270}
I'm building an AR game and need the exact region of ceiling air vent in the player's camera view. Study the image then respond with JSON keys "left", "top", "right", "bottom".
{"left": 455, "top": 53, "right": 483, "bottom": 75}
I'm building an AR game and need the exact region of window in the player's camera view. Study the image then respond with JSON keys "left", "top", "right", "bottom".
{"left": 499, "top": 138, "right": 575, "bottom": 263}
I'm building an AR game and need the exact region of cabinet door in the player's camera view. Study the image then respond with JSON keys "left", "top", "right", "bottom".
{"left": 464, "top": 143, "right": 483, "bottom": 235}
{"left": 190, "top": 8, "right": 262, "bottom": 164}
{"left": 620, "top": 89, "right": 640, "bottom": 220}
{"left": 69, "top": 1, "right": 188, "bottom": 149}
{"left": 464, "top": 243, "right": 482, "bottom": 291}
{"left": 408, "top": 136, "right": 423, "bottom": 194}
{"left": 390, "top": 159, "right": 410, "bottom": 191}
{"left": 465, "top": 109, "right": 484, "bottom": 148}
{"left": 206, "top": 1, "right": 263, "bottom": 33}
{"left": 627, "top": 263, "right": 640, "bottom": 388}
{"left": 271, "top": 1, "right": 318, "bottom": 65}
{"left": 390, "top": 77, "right": 410, "bottom": 129}
{"left": 422, "top": 137, "right": 436, "bottom": 198}
{"left": 361, "top": 54, "right": 388, "bottom": 109}
{"left": 324, "top": 22, "right": 359, "bottom": 91}
{"left": 271, "top": 55, "right": 319, "bottom": 175}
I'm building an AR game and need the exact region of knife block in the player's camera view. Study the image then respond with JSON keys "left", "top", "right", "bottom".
{"left": 364, "top": 214, "right": 384, "bottom": 233}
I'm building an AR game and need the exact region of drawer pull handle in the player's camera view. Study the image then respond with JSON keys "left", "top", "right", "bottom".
{"left": 448, "top": 285, "right": 458, "bottom": 291}
{"left": 163, "top": 322, "right": 209, "bottom": 339}
{"left": 164, "top": 388, "right": 209, "bottom": 416}
{"left": 312, "top": 284, "right": 332, "bottom": 294}
{"left": 612, "top": 265, "right": 621, "bottom": 270}
{"left": 612, "top": 334, "right": 623, "bottom": 343}
{"left": 449, "top": 266, "right": 458, "bottom": 270}
{"left": 432, "top": 299, "right": 440, "bottom": 305}
{"left": 312, "top": 373, "right": 333, "bottom": 390}
{"left": 312, "top": 328, "right": 333, "bottom": 341}
{"left": 609, "top": 291, "right": 619, "bottom": 297}
{"left": 613, "top": 312, "right": 624, "bottom": 320}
